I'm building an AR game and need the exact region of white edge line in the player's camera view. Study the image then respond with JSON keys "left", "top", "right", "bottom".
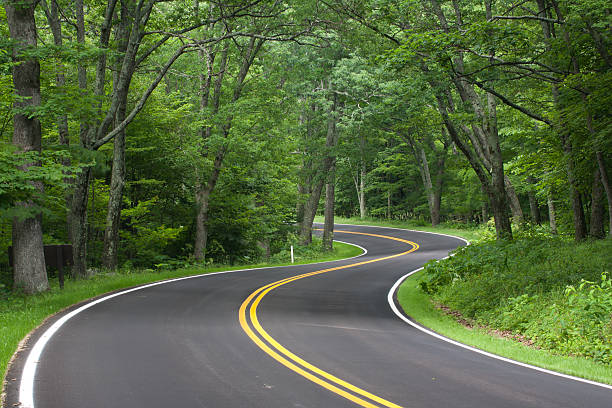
{"left": 18, "top": 240, "right": 367, "bottom": 408}
{"left": 368, "top": 222, "right": 612, "bottom": 391}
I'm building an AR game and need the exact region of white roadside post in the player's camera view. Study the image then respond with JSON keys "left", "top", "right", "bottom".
{"left": 290, "top": 245, "right": 294, "bottom": 263}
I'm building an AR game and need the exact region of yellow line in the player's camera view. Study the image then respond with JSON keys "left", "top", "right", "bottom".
{"left": 238, "top": 230, "right": 418, "bottom": 408}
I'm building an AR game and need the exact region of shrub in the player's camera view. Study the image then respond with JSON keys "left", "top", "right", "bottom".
{"left": 418, "top": 235, "right": 612, "bottom": 364}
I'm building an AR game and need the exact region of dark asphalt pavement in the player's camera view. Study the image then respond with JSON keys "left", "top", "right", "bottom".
{"left": 9, "top": 224, "right": 612, "bottom": 407}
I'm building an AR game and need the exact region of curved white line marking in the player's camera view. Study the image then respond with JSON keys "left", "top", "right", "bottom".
{"left": 18, "top": 241, "right": 366, "bottom": 408}
{"left": 333, "top": 239, "right": 368, "bottom": 258}
{"left": 382, "top": 226, "right": 612, "bottom": 391}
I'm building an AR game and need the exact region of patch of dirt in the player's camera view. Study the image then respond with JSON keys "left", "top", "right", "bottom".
{"left": 433, "top": 302, "right": 539, "bottom": 349}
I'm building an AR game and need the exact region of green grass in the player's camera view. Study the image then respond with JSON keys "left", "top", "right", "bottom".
{"left": 324, "top": 216, "right": 612, "bottom": 384}
{"left": 398, "top": 271, "right": 612, "bottom": 384}
{"left": 0, "top": 241, "right": 362, "bottom": 383}
{"left": 316, "top": 215, "right": 482, "bottom": 242}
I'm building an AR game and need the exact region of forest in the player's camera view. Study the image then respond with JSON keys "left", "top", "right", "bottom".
{"left": 1, "top": 0, "right": 610, "bottom": 296}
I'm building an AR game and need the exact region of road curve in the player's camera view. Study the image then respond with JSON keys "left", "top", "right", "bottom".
{"left": 5, "top": 224, "right": 611, "bottom": 408}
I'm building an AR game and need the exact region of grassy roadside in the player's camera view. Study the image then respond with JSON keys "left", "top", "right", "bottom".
{"left": 1, "top": 241, "right": 362, "bottom": 383}
{"left": 325, "top": 217, "right": 612, "bottom": 385}
{"left": 398, "top": 272, "right": 612, "bottom": 384}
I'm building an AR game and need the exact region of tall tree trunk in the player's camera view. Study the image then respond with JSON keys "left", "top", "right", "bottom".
{"left": 322, "top": 167, "right": 335, "bottom": 252}
{"left": 101, "top": 112, "right": 126, "bottom": 269}
{"left": 42, "top": 0, "right": 72, "bottom": 236}
{"left": 595, "top": 151, "right": 612, "bottom": 237}
{"left": 322, "top": 106, "right": 339, "bottom": 252}
{"left": 299, "top": 180, "right": 325, "bottom": 245}
{"left": 300, "top": 91, "right": 339, "bottom": 245}
{"left": 481, "top": 201, "right": 488, "bottom": 224}
{"left": 192, "top": 37, "right": 263, "bottom": 260}
{"left": 194, "top": 148, "right": 225, "bottom": 261}
{"left": 6, "top": 0, "right": 49, "bottom": 293}
{"left": 536, "top": 0, "right": 587, "bottom": 240}
{"left": 547, "top": 192, "right": 558, "bottom": 234}
{"left": 358, "top": 134, "right": 366, "bottom": 219}
{"left": 562, "top": 132, "right": 587, "bottom": 240}
{"left": 75, "top": 0, "right": 88, "bottom": 142}
{"left": 359, "top": 165, "right": 366, "bottom": 219}
{"left": 417, "top": 145, "right": 436, "bottom": 224}
{"left": 434, "top": 95, "right": 512, "bottom": 239}
{"left": 590, "top": 167, "right": 605, "bottom": 238}
{"left": 42, "top": 0, "right": 69, "bottom": 149}
{"left": 69, "top": 0, "right": 118, "bottom": 277}
{"left": 402, "top": 134, "right": 446, "bottom": 226}
{"left": 102, "top": 4, "right": 131, "bottom": 269}
{"left": 352, "top": 163, "right": 366, "bottom": 219}
{"left": 194, "top": 187, "right": 211, "bottom": 261}
{"left": 527, "top": 176, "right": 541, "bottom": 224}
{"left": 70, "top": 168, "right": 91, "bottom": 277}
{"left": 431, "top": 142, "right": 448, "bottom": 226}
{"left": 504, "top": 176, "right": 524, "bottom": 225}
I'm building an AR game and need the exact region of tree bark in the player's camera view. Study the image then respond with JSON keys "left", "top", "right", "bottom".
{"left": 358, "top": 134, "right": 366, "bottom": 219}
{"left": 42, "top": 0, "right": 69, "bottom": 149}
{"left": 69, "top": 0, "right": 118, "bottom": 277}
{"left": 547, "top": 192, "right": 558, "bottom": 234}
{"left": 6, "top": 0, "right": 49, "bottom": 293}
{"left": 194, "top": 148, "right": 225, "bottom": 260}
{"left": 590, "top": 167, "right": 605, "bottom": 238}
{"left": 527, "top": 176, "right": 541, "bottom": 224}
{"left": 562, "top": 132, "right": 587, "bottom": 240}
{"left": 322, "top": 168, "right": 335, "bottom": 252}
{"left": 402, "top": 133, "right": 446, "bottom": 226}
{"left": 42, "top": 0, "right": 72, "bottom": 235}
{"left": 430, "top": 82, "right": 512, "bottom": 239}
{"left": 193, "top": 37, "right": 263, "bottom": 260}
{"left": 359, "top": 165, "right": 366, "bottom": 219}
{"left": 102, "top": 3, "right": 131, "bottom": 269}
{"left": 299, "top": 180, "right": 325, "bottom": 245}
{"left": 431, "top": 140, "right": 447, "bottom": 226}
{"left": 70, "top": 168, "right": 92, "bottom": 278}
{"left": 536, "top": 0, "right": 587, "bottom": 240}
{"left": 323, "top": 96, "right": 339, "bottom": 251}
{"left": 194, "top": 186, "right": 211, "bottom": 261}
{"left": 504, "top": 176, "right": 524, "bottom": 225}
{"left": 595, "top": 151, "right": 612, "bottom": 237}
{"left": 426, "top": 0, "right": 512, "bottom": 239}
{"left": 481, "top": 201, "right": 488, "bottom": 224}
{"left": 101, "top": 111, "right": 126, "bottom": 269}
{"left": 300, "top": 91, "right": 339, "bottom": 245}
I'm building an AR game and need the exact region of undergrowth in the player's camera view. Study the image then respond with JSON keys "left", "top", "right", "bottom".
{"left": 419, "top": 232, "right": 612, "bottom": 365}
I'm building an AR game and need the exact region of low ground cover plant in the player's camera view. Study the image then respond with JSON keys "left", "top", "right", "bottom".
{"left": 418, "top": 233, "right": 612, "bottom": 365}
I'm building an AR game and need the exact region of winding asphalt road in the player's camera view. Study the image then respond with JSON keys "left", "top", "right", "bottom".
{"left": 6, "top": 224, "right": 611, "bottom": 408}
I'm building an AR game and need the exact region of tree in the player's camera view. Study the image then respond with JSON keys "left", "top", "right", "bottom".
{"left": 4, "top": 0, "right": 48, "bottom": 293}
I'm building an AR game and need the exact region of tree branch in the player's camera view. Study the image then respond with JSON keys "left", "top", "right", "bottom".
{"left": 490, "top": 15, "right": 563, "bottom": 23}
{"left": 93, "top": 44, "right": 194, "bottom": 150}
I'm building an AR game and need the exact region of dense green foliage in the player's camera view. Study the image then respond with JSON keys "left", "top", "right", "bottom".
{"left": 1, "top": 0, "right": 610, "bottom": 284}
{"left": 0, "top": 0, "right": 610, "bottom": 375}
{"left": 399, "top": 264, "right": 612, "bottom": 384}
{"left": 419, "top": 233, "right": 612, "bottom": 364}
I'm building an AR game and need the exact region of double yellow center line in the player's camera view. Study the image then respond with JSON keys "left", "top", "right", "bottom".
{"left": 238, "top": 230, "right": 419, "bottom": 407}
